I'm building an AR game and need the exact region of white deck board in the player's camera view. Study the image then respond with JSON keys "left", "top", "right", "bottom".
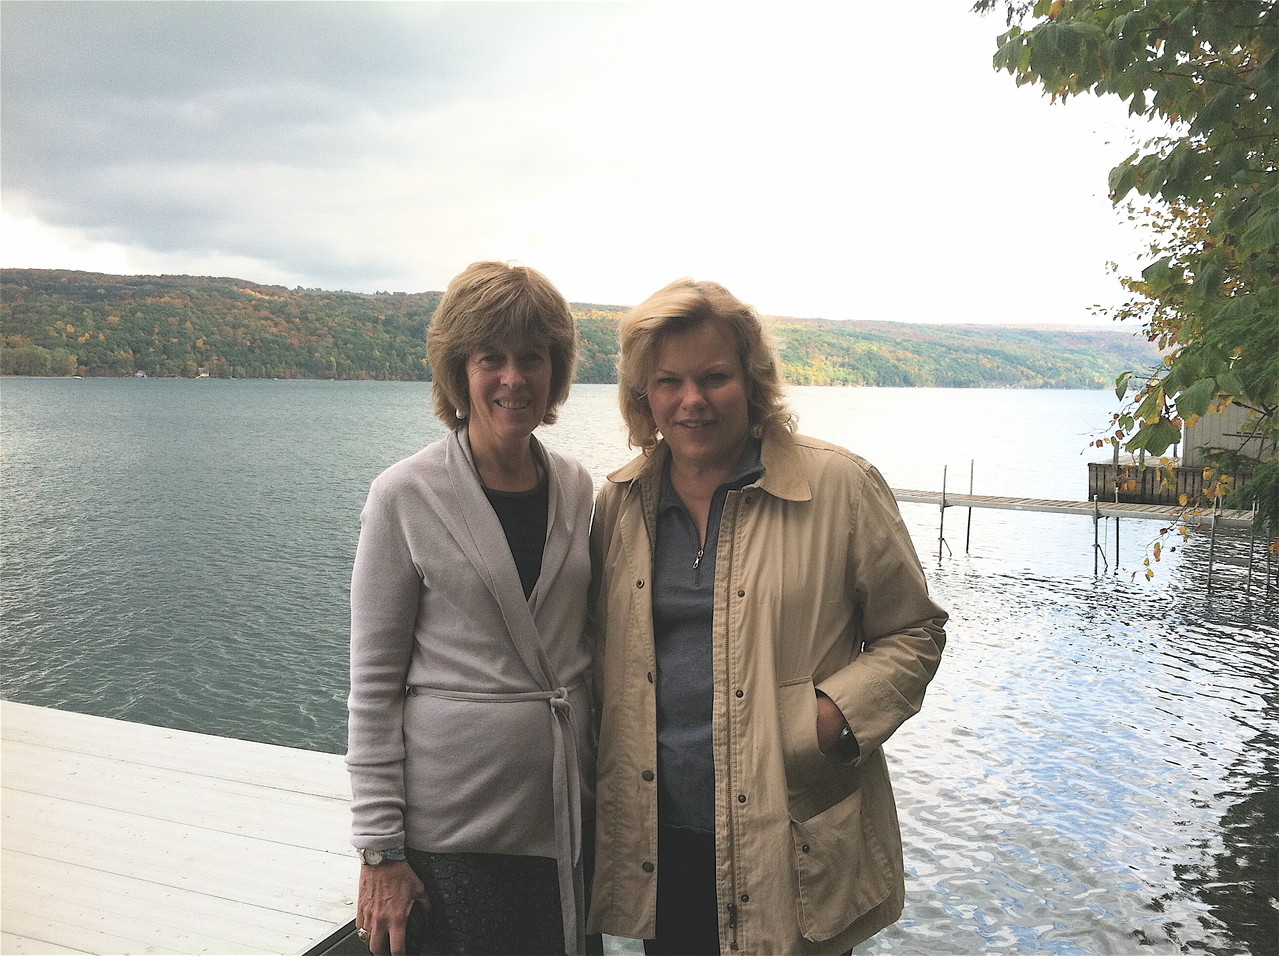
{"left": 1, "top": 701, "right": 358, "bottom": 955}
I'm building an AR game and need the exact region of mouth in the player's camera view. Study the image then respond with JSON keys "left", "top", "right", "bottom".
{"left": 497, "top": 398, "right": 532, "bottom": 410}
{"left": 675, "top": 419, "right": 714, "bottom": 429}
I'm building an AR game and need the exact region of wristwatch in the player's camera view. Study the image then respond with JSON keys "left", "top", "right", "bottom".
{"left": 358, "top": 846, "right": 407, "bottom": 865}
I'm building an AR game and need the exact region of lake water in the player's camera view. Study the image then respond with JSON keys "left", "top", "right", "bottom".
{"left": 1, "top": 378, "right": 1275, "bottom": 955}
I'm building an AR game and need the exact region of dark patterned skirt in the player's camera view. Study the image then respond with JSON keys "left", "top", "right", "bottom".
{"left": 404, "top": 848, "right": 563, "bottom": 955}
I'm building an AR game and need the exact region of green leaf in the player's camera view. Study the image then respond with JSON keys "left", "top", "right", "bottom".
{"left": 1241, "top": 208, "right": 1279, "bottom": 256}
{"left": 1115, "top": 369, "right": 1134, "bottom": 399}
{"left": 1127, "top": 418, "right": 1183, "bottom": 456}
{"left": 1175, "top": 378, "right": 1218, "bottom": 418}
{"left": 1216, "top": 368, "right": 1247, "bottom": 400}
{"left": 1109, "top": 162, "right": 1138, "bottom": 200}
{"left": 1191, "top": 84, "right": 1239, "bottom": 134}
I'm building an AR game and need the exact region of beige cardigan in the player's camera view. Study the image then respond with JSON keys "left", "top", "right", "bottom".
{"left": 347, "top": 426, "right": 595, "bottom": 953}
{"left": 587, "top": 428, "right": 947, "bottom": 954}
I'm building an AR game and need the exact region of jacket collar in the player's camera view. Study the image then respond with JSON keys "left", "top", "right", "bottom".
{"left": 607, "top": 425, "right": 812, "bottom": 503}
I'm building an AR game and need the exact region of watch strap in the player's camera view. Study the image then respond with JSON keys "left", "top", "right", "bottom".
{"left": 358, "top": 845, "right": 407, "bottom": 865}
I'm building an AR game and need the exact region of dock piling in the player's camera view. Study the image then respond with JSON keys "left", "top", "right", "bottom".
{"left": 1092, "top": 496, "right": 1109, "bottom": 574}
{"left": 937, "top": 465, "right": 952, "bottom": 563}
{"left": 965, "top": 460, "right": 974, "bottom": 554}
{"left": 1113, "top": 483, "right": 1121, "bottom": 571}
{"left": 1247, "top": 499, "right": 1258, "bottom": 595}
{"left": 1207, "top": 500, "right": 1219, "bottom": 594}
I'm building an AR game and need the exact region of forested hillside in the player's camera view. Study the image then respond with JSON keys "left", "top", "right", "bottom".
{"left": 1, "top": 269, "right": 1158, "bottom": 386}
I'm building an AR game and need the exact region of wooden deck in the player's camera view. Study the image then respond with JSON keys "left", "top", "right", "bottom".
{"left": 1, "top": 700, "right": 357, "bottom": 955}
{"left": 891, "top": 489, "right": 1255, "bottom": 529}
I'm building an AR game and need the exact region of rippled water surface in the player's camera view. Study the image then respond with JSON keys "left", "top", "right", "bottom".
{"left": 2, "top": 378, "right": 1275, "bottom": 954}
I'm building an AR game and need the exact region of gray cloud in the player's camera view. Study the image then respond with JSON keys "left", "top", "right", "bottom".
{"left": 2, "top": 1, "right": 616, "bottom": 278}
{"left": 1, "top": 1, "right": 1149, "bottom": 322}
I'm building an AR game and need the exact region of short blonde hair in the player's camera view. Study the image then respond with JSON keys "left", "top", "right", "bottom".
{"left": 427, "top": 261, "right": 578, "bottom": 428}
{"left": 618, "top": 278, "right": 794, "bottom": 451}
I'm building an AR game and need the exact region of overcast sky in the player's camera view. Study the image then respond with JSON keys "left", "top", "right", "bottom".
{"left": 2, "top": 1, "right": 1158, "bottom": 325}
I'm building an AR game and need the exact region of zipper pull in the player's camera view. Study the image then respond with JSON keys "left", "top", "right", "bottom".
{"left": 693, "top": 548, "right": 703, "bottom": 570}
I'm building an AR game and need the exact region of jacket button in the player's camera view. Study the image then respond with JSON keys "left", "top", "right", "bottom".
{"left": 642, "top": 861, "right": 654, "bottom": 873}
{"left": 737, "top": 794, "right": 747, "bottom": 803}
{"left": 801, "top": 844, "right": 811, "bottom": 854}
{"left": 740, "top": 894, "right": 750, "bottom": 903}
{"left": 647, "top": 671, "right": 654, "bottom": 683}
{"left": 737, "top": 589, "right": 746, "bottom": 598}
{"left": 642, "top": 770, "right": 655, "bottom": 781}
{"left": 734, "top": 689, "right": 744, "bottom": 698}
{"left": 636, "top": 579, "right": 645, "bottom": 589}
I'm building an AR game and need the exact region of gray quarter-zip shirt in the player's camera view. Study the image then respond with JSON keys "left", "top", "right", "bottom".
{"left": 652, "top": 438, "right": 764, "bottom": 833}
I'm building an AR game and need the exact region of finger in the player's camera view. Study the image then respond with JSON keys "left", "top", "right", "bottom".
{"left": 369, "top": 921, "right": 392, "bottom": 956}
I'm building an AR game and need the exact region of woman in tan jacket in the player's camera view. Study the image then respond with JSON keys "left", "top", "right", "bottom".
{"left": 587, "top": 279, "right": 947, "bottom": 955}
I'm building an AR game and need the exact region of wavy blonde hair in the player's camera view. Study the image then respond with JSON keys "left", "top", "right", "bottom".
{"left": 427, "top": 261, "right": 578, "bottom": 429}
{"left": 617, "top": 278, "right": 794, "bottom": 451}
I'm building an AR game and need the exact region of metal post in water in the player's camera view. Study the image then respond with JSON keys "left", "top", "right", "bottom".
{"left": 1246, "top": 498, "right": 1258, "bottom": 595}
{"left": 965, "top": 459, "right": 974, "bottom": 554}
{"left": 937, "top": 465, "right": 951, "bottom": 563}
{"left": 1207, "top": 499, "right": 1219, "bottom": 594}
{"left": 1089, "top": 496, "right": 1110, "bottom": 573}
{"left": 1093, "top": 495, "right": 1102, "bottom": 575}
{"left": 1113, "top": 482, "right": 1120, "bottom": 571}
{"left": 1263, "top": 519, "right": 1273, "bottom": 593}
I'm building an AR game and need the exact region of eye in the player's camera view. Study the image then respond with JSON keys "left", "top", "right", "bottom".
{"left": 704, "top": 372, "right": 730, "bottom": 386}
{"left": 653, "top": 376, "right": 680, "bottom": 390}
{"left": 474, "top": 352, "right": 503, "bottom": 370}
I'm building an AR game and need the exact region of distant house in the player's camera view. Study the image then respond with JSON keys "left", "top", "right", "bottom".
{"left": 1088, "top": 399, "right": 1270, "bottom": 506}
{"left": 1182, "top": 398, "right": 1275, "bottom": 468}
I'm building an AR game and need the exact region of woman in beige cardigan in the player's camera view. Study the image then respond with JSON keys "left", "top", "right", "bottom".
{"left": 348, "top": 262, "right": 595, "bottom": 955}
{"left": 587, "top": 279, "right": 947, "bottom": 955}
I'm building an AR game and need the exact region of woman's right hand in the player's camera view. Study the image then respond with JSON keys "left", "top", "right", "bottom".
{"left": 356, "top": 861, "right": 429, "bottom": 956}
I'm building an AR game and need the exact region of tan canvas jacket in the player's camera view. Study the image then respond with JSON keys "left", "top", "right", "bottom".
{"left": 587, "top": 428, "right": 947, "bottom": 955}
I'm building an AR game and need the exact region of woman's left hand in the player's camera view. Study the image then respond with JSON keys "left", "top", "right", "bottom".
{"left": 815, "top": 692, "right": 851, "bottom": 755}
{"left": 356, "top": 861, "right": 428, "bottom": 956}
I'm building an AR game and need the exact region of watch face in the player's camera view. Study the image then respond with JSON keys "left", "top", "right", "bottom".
{"left": 362, "top": 849, "right": 384, "bottom": 865}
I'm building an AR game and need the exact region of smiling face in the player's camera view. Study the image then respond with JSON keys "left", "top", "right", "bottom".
{"left": 464, "top": 342, "right": 552, "bottom": 451}
{"left": 647, "top": 319, "right": 752, "bottom": 478}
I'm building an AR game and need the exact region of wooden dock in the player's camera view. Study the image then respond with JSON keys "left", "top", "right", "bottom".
{"left": 891, "top": 489, "right": 1255, "bottom": 529}
{"left": 1, "top": 700, "right": 358, "bottom": 955}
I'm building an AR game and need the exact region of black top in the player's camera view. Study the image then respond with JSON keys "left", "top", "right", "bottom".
{"left": 483, "top": 476, "right": 549, "bottom": 599}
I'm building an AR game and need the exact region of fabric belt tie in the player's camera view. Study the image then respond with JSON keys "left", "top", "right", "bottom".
{"left": 405, "top": 682, "right": 584, "bottom": 955}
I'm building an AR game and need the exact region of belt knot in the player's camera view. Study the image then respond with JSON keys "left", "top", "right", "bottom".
{"left": 549, "top": 686, "right": 571, "bottom": 713}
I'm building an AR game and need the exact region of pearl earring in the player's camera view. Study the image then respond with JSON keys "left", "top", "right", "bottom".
{"left": 456, "top": 408, "right": 466, "bottom": 420}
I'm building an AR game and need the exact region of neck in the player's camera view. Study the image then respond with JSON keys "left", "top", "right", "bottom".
{"left": 469, "top": 429, "right": 541, "bottom": 492}
{"left": 670, "top": 459, "right": 734, "bottom": 498}
{"left": 668, "top": 436, "right": 749, "bottom": 503}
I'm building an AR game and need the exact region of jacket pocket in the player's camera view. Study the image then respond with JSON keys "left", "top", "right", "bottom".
{"left": 790, "top": 788, "right": 893, "bottom": 942}
{"left": 777, "top": 677, "right": 856, "bottom": 822}
{"left": 777, "top": 677, "right": 825, "bottom": 788}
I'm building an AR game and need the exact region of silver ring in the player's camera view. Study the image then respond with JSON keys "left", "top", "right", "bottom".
{"left": 356, "top": 928, "right": 370, "bottom": 941}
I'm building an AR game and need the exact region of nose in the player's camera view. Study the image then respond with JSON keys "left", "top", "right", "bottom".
{"left": 678, "top": 381, "right": 707, "bottom": 408}
{"left": 500, "top": 355, "right": 526, "bottom": 387}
